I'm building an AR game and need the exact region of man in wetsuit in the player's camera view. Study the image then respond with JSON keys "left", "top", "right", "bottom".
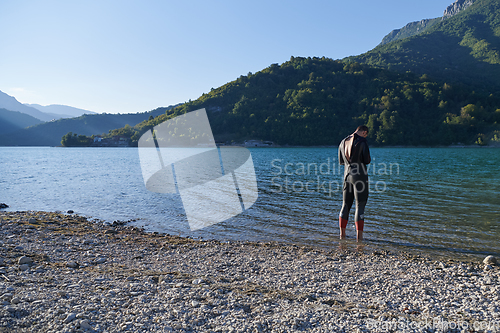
{"left": 338, "top": 125, "right": 371, "bottom": 242}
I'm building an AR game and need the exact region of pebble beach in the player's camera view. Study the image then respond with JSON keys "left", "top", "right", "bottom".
{"left": 0, "top": 211, "right": 499, "bottom": 333}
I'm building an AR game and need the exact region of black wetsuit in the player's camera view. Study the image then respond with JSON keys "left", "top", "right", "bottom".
{"left": 338, "top": 133, "right": 371, "bottom": 230}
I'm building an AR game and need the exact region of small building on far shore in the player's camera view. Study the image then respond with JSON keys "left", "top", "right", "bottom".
{"left": 244, "top": 140, "right": 274, "bottom": 147}
{"left": 91, "top": 135, "right": 130, "bottom": 147}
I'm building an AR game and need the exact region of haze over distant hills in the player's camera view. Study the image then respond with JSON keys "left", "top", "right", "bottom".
{"left": 0, "top": 88, "right": 180, "bottom": 146}
{"left": 0, "top": 90, "right": 96, "bottom": 123}
{"left": 0, "top": 90, "right": 57, "bottom": 122}
{"left": 0, "top": 106, "right": 178, "bottom": 146}
{"left": 25, "top": 104, "right": 96, "bottom": 119}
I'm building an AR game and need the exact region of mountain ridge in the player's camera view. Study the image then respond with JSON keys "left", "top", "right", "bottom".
{"left": 380, "top": 0, "right": 477, "bottom": 45}
{"left": 0, "top": 105, "right": 179, "bottom": 146}
{"left": 0, "top": 90, "right": 56, "bottom": 122}
{"left": 0, "top": 90, "right": 97, "bottom": 122}
{"left": 26, "top": 103, "right": 96, "bottom": 118}
{"left": 347, "top": 0, "right": 500, "bottom": 92}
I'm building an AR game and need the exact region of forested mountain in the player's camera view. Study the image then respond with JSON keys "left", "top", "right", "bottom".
{"left": 347, "top": 0, "right": 500, "bottom": 91}
{"left": 83, "top": 56, "right": 500, "bottom": 147}
{"left": 0, "top": 108, "right": 43, "bottom": 135}
{"left": 0, "top": 106, "right": 177, "bottom": 146}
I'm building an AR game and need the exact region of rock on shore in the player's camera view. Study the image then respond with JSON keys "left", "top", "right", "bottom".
{"left": 0, "top": 211, "right": 499, "bottom": 332}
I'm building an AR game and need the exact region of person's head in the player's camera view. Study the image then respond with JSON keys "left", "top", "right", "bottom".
{"left": 355, "top": 125, "right": 369, "bottom": 138}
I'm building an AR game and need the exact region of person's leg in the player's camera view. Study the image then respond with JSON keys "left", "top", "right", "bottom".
{"left": 339, "top": 181, "right": 354, "bottom": 239}
{"left": 354, "top": 201, "right": 367, "bottom": 242}
{"left": 354, "top": 180, "right": 369, "bottom": 242}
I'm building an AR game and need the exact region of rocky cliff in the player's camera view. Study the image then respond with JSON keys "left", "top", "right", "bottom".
{"left": 443, "top": 0, "right": 476, "bottom": 18}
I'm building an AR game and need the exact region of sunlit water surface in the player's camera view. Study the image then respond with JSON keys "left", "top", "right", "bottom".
{"left": 1, "top": 147, "right": 499, "bottom": 261}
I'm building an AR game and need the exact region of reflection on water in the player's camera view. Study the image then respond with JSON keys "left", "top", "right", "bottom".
{"left": 1, "top": 146, "right": 499, "bottom": 261}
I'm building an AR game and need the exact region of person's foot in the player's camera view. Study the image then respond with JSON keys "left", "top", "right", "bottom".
{"left": 340, "top": 228, "right": 346, "bottom": 239}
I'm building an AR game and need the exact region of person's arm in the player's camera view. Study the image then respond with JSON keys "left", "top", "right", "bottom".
{"left": 362, "top": 142, "right": 371, "bottom": 165}
{"left": 338, "top": 141, "right": 344, "bottom": 165}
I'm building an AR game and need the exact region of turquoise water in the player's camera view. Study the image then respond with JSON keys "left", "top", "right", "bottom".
{"left": 1, "top": 147, "right": 499, "bottom": 260}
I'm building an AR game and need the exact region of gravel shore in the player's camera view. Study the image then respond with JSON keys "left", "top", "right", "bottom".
{"left": 0, "top": 211, "right": 499, "bottom": 332}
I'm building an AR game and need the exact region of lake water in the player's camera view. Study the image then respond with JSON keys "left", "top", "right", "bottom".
{"left": 1, "top": 147, "right": 499, "bottom": 261}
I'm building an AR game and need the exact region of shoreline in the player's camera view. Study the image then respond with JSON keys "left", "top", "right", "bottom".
{"left": 3, "top": 206, "right": 490, "bottom": 265}
{"left": 1, "top": 211, "right": 499, "bottom": 332}
{"left": 2, "top": 144, "right": 500, "bottom": 149}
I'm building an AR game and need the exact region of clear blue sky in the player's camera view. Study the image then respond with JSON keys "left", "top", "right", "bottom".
{"left": 0, "top": 0, "right": 454, "bottom": 114}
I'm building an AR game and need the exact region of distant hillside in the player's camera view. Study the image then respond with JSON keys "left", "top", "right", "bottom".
{"left": 0, "top": 106, "right": 178, "bottom": 146}
{"left": 379, "top": 18, "right": 441, "bottom": 46}
{"left": 379, "top": 0, "right": 476, "bottom": 45}
{"left": 347, "top": 0, "right": 500, "bottom": 91}
{"left": 0, "top": 108, "right": 43, "bottom": 135}
{"left": 96, "top": 57, "right": 500, "bottom": 147}
{"left": 0, "top": 90, "right": 56, "bottom": 122}
{"left": 26, "top": 103, "right": 96, "bottom": 118}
